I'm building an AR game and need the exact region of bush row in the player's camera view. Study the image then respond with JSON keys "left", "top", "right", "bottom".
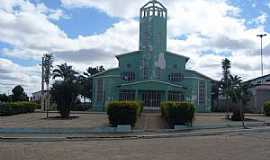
{"left": 161, "top": 101, "right": 195, "bottom": 128}
{"left": 264, "top": 101, "right": 270, "bottom": 116}
{"left": 107, "top": 101, "right": 143, "bottom": 127}
{"left": 0, "top": 102, "right": 39, "bottom": 116}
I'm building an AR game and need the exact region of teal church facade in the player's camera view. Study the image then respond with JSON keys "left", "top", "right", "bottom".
{"left": 92, "top": 0, "right": 214, "bottom": 112}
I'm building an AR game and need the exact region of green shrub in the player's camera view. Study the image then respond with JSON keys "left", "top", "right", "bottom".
{"left": 137, "top": 101, "right": 144, "bottom": 114}
{"left": 51, "top": 81, "right": 79, "bottom": 118}
{"left": 0, "top": 102, "right": 39, "bottom": 116}
{"left": 160, "top": 101, "right": 195, "bottom": 128}
{"left": 264, "top": 101, "right": 270, "bottom": 116}
{"left": 107, "top": 101, "right": 142, "bottom": 127}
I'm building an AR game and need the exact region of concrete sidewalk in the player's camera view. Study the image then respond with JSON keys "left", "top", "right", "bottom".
{"left": 2, "top": 126, "right": 270, "bottom": 142}
{"left": 0, "top": 120, "right": 267, "bottom": 136}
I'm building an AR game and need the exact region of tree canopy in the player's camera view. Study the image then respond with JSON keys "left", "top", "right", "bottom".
{"left": 53, "top": 63, "right": 78, "bottom": 82}
{"left": 0, "top": 94, "right": 9, "bottom": 102}
{"left": 79, "top": 66, "right": 105, "bottom": 99}
{"left": 11, "top": 85, "right": 28, "bottom": 101}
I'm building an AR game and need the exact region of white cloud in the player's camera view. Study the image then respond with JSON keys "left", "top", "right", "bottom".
{"left": 48, "top": 9, "right": 70, "bottom": 21}
{"left": 0, "top": 58, "right": 41, "bottom": 95}
{"left": 248, "top": 12, "right": 268, "bottom": 25}
{"left": 0, "top": 0, "right": 270, "bottom": 94}
{"left": 60, "top": 0, "right": 146, "bottom": 18}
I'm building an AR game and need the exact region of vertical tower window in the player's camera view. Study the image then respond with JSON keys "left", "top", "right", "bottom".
{"left": 143, "top": 67, "right": 148, "bottom": 80}
{"left": 121, "top": 72, "right": 135, "bottom": 81}
{"left": 156, "top": 67, "right": 161, "bottom": 79}
{"left": 96, "top": 79, "right": 103, "bottom": 103}
{"left": 198, "top": 80, "right": 206, "bottom": 105}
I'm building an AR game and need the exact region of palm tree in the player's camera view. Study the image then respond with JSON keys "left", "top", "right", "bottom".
{"left": 228, "top": 75, "right": 251, "bottom": 128}
{"left": 43, "top": 54, "right": 53, "bottom": 117}
{"left": 79, "top": 66, "right": 105, "bottom": 101}
{"left": 51, "top": 63, "right": 79, "bottom": 118}
{"left": 228, "top": 75, "right": 242, "bottom": 103}
{"left": 83, "top": 66, "right": 104, "bottom": 78}
{"left": 43, "top": 54, "right": 53, "bottom": 90}
{"left": 221, "top": 58, "right": 231, "bottom": 119}
{"left": 52, "top": 63, "right": 78, "bottom": 82}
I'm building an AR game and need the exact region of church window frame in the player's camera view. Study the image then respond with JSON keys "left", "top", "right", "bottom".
{"left": 121, "top": 72, "right": 135, "bottom": 81}
{"left": 168, "top": 73, "right": 184, "bottom": 82}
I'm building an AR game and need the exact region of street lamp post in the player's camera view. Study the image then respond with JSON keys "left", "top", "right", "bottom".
{"left": 257, "top": 34, "right": 267, "bottom": 77}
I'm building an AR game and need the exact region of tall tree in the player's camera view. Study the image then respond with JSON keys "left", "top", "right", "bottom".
{"left": 51, "top": 80, "right": 79, "bottom": 118}
{"left": 53, "top": 63, "right": 78, "bottom": 82}
{"left": 0, "top": 94, "right": 9, "bottom": 102}
{"left": 43, "top": 54, "right": 53, "bottom": 91}
{"left": 220, "top": 58, "right": 231, "bottom": 119}
{"left": 51, "top": 63, "right": 79, "bottom": 118}
{"left": 79, "top": 66, "right": 105, "bottom": 100}
{"left": 43, "top": 54, "right": 53, "bottom": 116}
{"left": 11, "top": 85, "right": 28, "bottom": 101}
{"left": 228, "top": 75, "right": 251, "bottom": 128}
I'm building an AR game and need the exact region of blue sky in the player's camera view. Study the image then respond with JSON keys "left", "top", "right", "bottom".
{"left": 1, "top": 0, "right": 270, "bottom": 94}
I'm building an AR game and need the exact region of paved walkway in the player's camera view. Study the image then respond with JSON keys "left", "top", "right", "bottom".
{"left": 136, "top": 113, "right": 168, "bottom": 130}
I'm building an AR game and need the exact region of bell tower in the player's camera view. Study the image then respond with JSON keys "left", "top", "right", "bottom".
{"left": 139, "top": 0, "right": 167, "bottom": 52}
{"left": 139, "top": 0, "right": 167, "bottom": 80}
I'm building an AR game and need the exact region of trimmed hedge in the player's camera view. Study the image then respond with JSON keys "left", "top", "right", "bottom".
{"left": 264, "top": 101, "right": 270, "bottom": 116}
{"left": 107, "top": 101, "right": 143, "bottom": 127}
{"left": 0, "top": 102, "right": 39, "bottom": 116}
{"left": 161, "top": 101, "right": 195, "bottom": 128}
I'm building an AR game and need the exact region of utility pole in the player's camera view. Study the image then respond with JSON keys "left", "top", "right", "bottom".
{"left": 41, "top": 56, "right": 45, "bottom": 112}
{"left": 257, "top": 34, "right": 267, "bottom": 78}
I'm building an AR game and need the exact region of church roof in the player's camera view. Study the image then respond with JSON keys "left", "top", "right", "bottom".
{"left": 166, "top": 51, "right": 190, "bottom": 61}
{"left": 91, "top": 68, "right": 119, "bottom": 78}
{"left": 186, "top": 69, "right": 217, "bottom": 82}
{"left": 141, "top": 0, "right": 167, "bottom": 10}
{"left": 115, "top": 51, "right": 142, "bottom": 59}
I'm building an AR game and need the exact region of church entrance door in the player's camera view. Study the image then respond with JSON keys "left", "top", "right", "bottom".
{"left": 142, "top": 91, "right": 162, "bottom": 110}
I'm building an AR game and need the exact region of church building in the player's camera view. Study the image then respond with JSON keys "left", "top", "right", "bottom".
{"left": 92, "top": 0, "right": 215, "bottom": 112}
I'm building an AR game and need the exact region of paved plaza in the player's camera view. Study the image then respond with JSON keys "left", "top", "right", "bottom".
{"left": 1, "top": 129, "right": 270, "bottom": 160}
{"left": 1, "top": 112, "right": 270, "bottom": 130}
{"left": 0, "top": 112, "right": 108, "bottom": 129}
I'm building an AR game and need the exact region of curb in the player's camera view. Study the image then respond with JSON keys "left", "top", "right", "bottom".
{"left": 0, "top": 122, "right": 266, "bottom": 135}
{"left": 2, "top": 126, "right": 270, "bottom": 142}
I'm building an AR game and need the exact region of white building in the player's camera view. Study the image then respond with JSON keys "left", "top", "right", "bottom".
{"left": 246, "top": 74, "right": 270, "bottom": 113}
